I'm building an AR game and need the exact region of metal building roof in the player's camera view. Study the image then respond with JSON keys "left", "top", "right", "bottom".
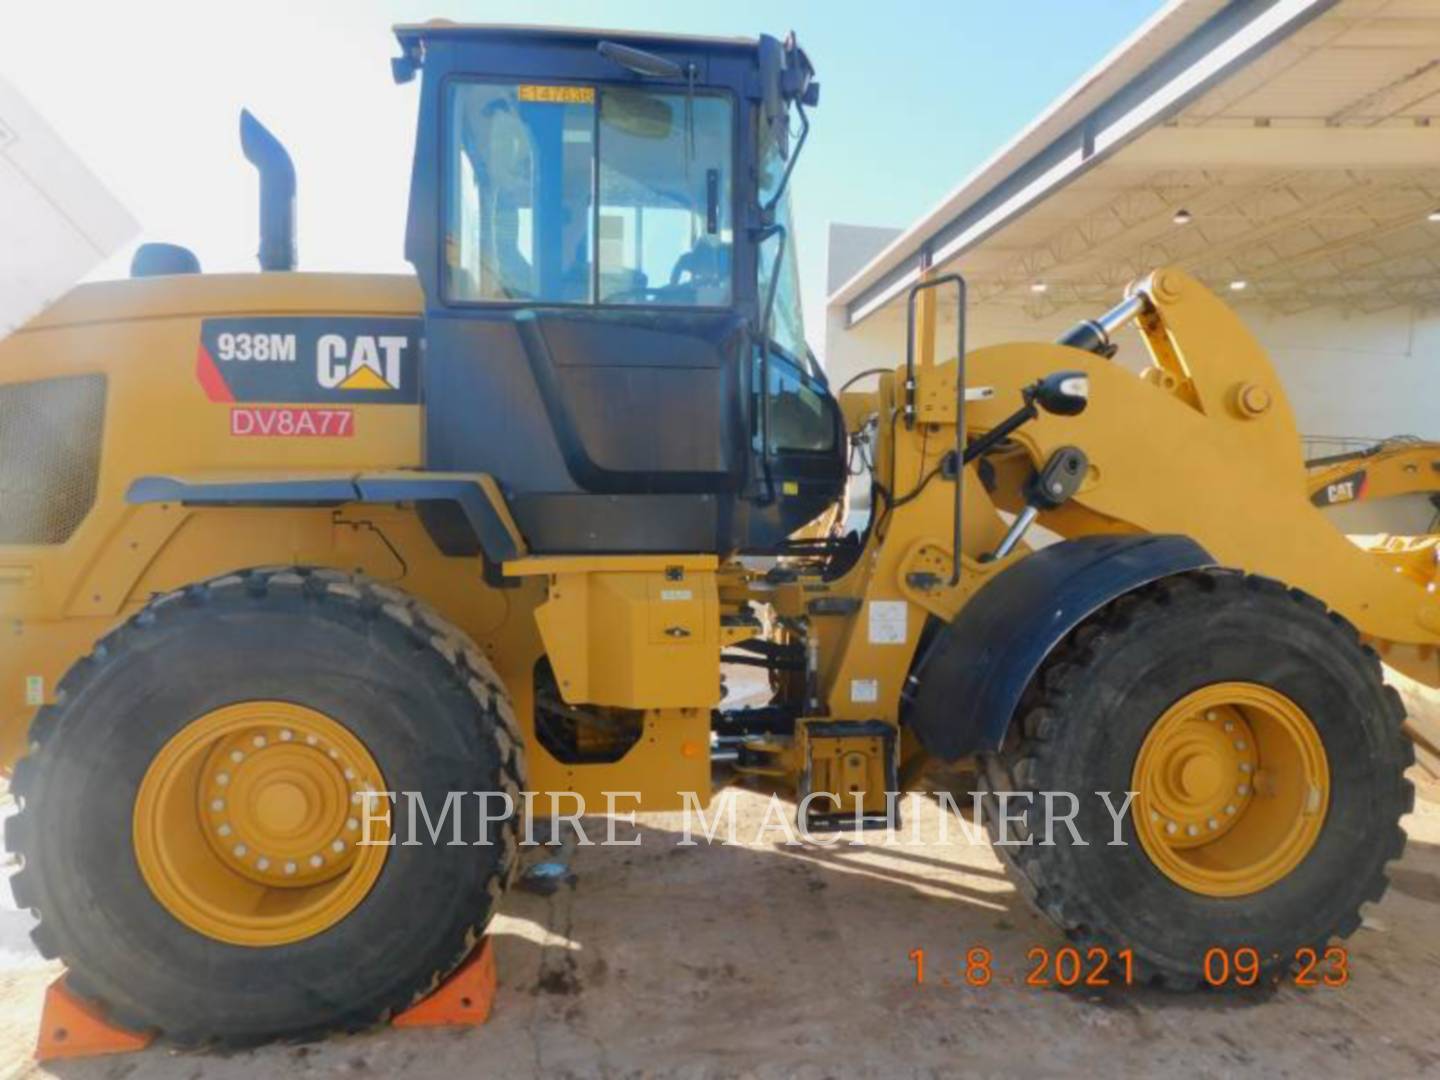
{"left": 831, "top": 0, "right": 1440, "bottom": 324}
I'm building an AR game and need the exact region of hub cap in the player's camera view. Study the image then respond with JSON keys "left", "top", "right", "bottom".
{"left": 134, "top": 702, "right": 389, "bottom": 946}
{"left": 1131, "top": 682, "right": 1328, "bottom": 897}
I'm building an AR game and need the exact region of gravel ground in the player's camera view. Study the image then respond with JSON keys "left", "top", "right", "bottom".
{"left": 1, "top": 764, "right": 1438, "bottom": 1079}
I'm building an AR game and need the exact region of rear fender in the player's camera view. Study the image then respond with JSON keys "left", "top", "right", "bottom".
{"left": 126, "top": 471, "right": 524, "bottom": 583}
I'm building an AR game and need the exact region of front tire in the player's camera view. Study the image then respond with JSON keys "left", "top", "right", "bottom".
{"left": 981, "top": 570, "right": 1413, "bottom": 988}
{"left": 7, "top": 568, "right": 524, "bottom": 1044}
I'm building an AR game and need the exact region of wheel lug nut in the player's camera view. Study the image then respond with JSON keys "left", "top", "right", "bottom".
{"left": 1185, "top": 824, "right": 1199, "bottom": 837}
{"left": 344, "top": 768, "right": 356, "bottom": 780}
{"left": 279, "top": 729, "right": 293, "bottom": 742}
{"left": 1224, "top": 804, "right": 1236, "bottom": 815}
{"left": 218, "top": 823, "right": 232, "bottom": 837}
{"left": 1234, "top": 740, "right": 1246, "bottom": 751}
{"left": 257, "top": 857, "right": 270, "bottom": 871}
{"left": 230, "top": 750, "right": 244, "bottom": 763}
{"left": 305, "top": 735, "right": 318, "bottom": 746}
{"left": 284, "top": 861, "right": 297, "bottom": 875}
{"left": 309, "top": 854, "right": 324, "bottom": 868}
{"left": 232, "top": 843, "right": 247, "bottom": 858}
{"left": 1205, "top": 711, "right": 1217, "bottom": 722}
{"left": 216, "top": 772, "right": 230, "bottom": 786}
{"left": 1237, "top": 783, "right": 1250, "bottom": 796}
{"left": 331, "top": 839, "right": 345, "bottom": 853}
{"left": 1207, "top": 818, "right": 1219, "bottom": 830}
{"left": 1239, "top": 762, "right": 1253, "bottom": 773}
{"left": 210, "top": 799, "right": 224, "bottom": 812}
{"left": 346, "top": 818, "right": 359, "bottom": 831}
{"left": 1165, "top": 821, "right": 1178, "bottom": 835}
{"left": 252, "top": 735, "right": 267, "bottom": 748}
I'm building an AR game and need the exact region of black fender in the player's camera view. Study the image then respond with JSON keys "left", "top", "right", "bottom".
{"left": 905, "top": 534, "right": 1213, "bottom": 762}
{"left": 126, "top": 473, "right": 523, "bottom": 582}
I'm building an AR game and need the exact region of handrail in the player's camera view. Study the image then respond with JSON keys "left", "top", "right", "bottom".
{"left": 902, "top": 272, "right": 967, "bottom": 583}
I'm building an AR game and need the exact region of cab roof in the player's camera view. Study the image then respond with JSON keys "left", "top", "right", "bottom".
{"left": 393, "top": 20, "right": 759, "bottom": 51}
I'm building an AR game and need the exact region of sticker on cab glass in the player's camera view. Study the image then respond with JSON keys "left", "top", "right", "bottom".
{"left": 196, "top": 317, "right": 421, "bottom": 406}
{"left": 518, "top": 85, "right": 594, "bottom": 105}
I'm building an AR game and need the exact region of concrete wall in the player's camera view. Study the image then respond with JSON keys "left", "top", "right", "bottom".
{"left": 826, "top": 296, "right": 1439, "bottom": 442}
{"left": 826, "top": 224, "right": 902, "bottom": 297}
{"left": 826, "top": 294, "right": 1438, "bottom": 535}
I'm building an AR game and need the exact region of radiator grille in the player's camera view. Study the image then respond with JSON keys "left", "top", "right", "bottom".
{"left": 0, "top": 374, "right": 106, "bottom": 544}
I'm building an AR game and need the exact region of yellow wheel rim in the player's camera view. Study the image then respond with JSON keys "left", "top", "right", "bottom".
{"left": 133, "top": 702, "right": 389, "bottom": 946}
{"left": 1132, "top": 682, "right": 1329, "bottom": 898}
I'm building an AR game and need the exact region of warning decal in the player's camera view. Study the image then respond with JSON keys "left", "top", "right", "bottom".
{"left": 868, "top": 601, "right": 908, "bottom": 645}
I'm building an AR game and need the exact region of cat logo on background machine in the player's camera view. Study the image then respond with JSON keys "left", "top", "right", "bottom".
{"left": 1310, "top": 468, "right": 1367, "bottom": 506}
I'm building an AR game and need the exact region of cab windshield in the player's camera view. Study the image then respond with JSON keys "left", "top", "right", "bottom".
{"left": 445, "top": 81, "right": 734, "bottom": 306}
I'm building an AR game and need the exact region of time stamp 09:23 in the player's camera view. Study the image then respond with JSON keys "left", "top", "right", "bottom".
{"left": 908, "top": 945, "right": 1352, "bottom": 989}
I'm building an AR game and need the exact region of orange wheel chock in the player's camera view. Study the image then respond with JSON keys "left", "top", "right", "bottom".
{"left": 34, "top": 937, "right": 495, "bottom": 1061}
{"left": 35, "top": 976, "right": 154, "bottom": 1061}
{"left": 393, "top": 937, "right": 497, "bottom": 1029}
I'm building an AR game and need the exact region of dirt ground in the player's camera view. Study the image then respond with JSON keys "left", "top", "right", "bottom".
{"left": 1, "top": 760, "right": 1438, "bottom": 1079}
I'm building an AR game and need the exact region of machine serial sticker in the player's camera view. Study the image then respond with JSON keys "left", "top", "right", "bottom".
{"left": 868, "top": 600, "right": 908, "bottom": 645}
{"left": 196, "top": 317, "right": 421, "bottom": 405}
{"left": 24, "top": 675, "right": 43, "bottom": 706}
{"left": 230, "top": 407, "right": 354, "bottom": 438}
{"left": 850, "top": 678, "right": 879, "bottom": 703}
{"left": 518, "top": 84, "right": 595, "bottom": 104}
{"left": 660, "top": 589, "right": 693, "bottom": 601}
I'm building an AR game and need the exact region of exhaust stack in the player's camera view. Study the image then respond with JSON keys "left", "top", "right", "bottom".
{"left": 239, "top": 109, "right": 296, "bottom": 272}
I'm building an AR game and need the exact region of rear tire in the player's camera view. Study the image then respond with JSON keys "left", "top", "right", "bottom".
{"left": 980, "top": 570, "right": 1413, "bottom": 988}
{"left": 7, "top": 567, "right": 525, "bottom": 1044}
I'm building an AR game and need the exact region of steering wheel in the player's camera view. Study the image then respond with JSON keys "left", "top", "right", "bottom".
{"left": 668, "top": 240, "right": 729, "bottom": 290}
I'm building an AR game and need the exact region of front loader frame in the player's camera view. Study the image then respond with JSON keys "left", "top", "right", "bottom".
{"left": 4, "top": 267, "right": 1437, "bottom": 809}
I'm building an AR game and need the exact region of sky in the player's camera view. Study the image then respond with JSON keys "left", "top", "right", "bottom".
{"left": 1, "top": 0, "right": 1164, "bottom": 357}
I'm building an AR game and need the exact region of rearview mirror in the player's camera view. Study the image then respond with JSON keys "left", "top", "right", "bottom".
{"left": 597, "top": 40, "right": 683, "bottom": 80}
{"left": 600, "top": 90, "right": 674, "bottom": 139}
{"left": 758, "top": 35, "right": 789, "bottom": 161}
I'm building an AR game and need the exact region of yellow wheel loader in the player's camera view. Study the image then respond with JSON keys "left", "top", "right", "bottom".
{"left": 2, "top": 22, "right": 1436, "bottom": 1044}
{"left": 1306, "top": 438, "right": 1440, "bottom": 590}
{"left": 1308, "top": 437, "right": 1440, "bottom": 517}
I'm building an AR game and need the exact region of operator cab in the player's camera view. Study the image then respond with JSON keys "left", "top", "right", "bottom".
{"left": 393, "top": 22, "right": 844, "bottom": 554}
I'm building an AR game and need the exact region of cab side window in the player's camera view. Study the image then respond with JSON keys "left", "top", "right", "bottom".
{"left": 597, "top": 92, "right": 733, "bottom": 306}
{"left": 761, "top": 354, "right": 837, "bottom": 454}
{"left": 445, "top": 81, "right": 732, "bottom": 308}
{"left": 446, "top": 83, "right": 595, "bottom": 303}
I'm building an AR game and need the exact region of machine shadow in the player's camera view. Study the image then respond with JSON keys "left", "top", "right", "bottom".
{"left": 485, "top": 803, "right": 1305, "bottom": 1017}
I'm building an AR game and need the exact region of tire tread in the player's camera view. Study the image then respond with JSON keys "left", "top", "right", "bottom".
{"left": 982, "top": 568, "right": 1412, "bottom": 990}
{"left": 7, "top": 566, "right": 525, "bottom": 1046}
